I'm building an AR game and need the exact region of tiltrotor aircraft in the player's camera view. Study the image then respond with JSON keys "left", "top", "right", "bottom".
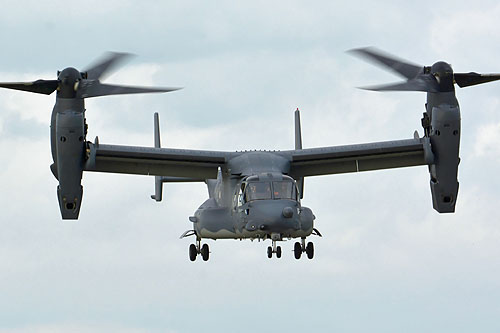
{"left": 1, "top": 49, "right": 499, "bottom": 261}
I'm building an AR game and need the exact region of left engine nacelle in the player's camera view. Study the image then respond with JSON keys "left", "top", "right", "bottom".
{"left": 428, "top": 104, "right": 461, "bottom": 213}
{"left": 55, "top": 110, "right": 85, "bottom": 219}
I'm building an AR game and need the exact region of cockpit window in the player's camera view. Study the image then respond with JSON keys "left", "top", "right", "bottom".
{"left": 273, "top": 181, "right": 296, "bottom": 200}
{"left": 243, "top": 180, "right": 297, "bottom": 202}
{"left": 245, "top": 182, "right": 272, "bottom": 201}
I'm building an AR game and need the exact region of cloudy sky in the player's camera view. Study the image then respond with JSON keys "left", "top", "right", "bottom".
{"left": 1, "top": 1, "right": 500, "bottom": 332}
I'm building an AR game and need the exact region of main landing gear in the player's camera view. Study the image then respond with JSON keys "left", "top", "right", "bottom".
{"left": 266, "top": 238, "right": 314, "bottom": 259}
{"left": 294, "top": 238, "right": 314, "bottom": 260}
{"left": 267, "top": 239, "right": 282, "bottom": 259}
{"left": 189, "top": 238, "right": 210, "bottom": 262}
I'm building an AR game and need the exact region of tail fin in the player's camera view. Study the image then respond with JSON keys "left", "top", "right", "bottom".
{"left": 151, "top": 112, "right": 163, "bottom": 201}
{"left": 150, "top": 112, "right": 206, "bottom": 201}
{"left": 295, "top": 108, "right": 304, "bottom": 199}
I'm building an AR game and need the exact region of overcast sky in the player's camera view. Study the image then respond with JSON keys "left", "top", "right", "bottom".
{"left": 1, "top": 1, "right": 500, "bottom": 332}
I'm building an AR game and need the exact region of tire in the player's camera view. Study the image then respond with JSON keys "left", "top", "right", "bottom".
{"left": 201, "top": 244, "right": 210, "bottom": 261}
{"left": 267, "top": 246, "right": 273, "bottom": 258}
{"left": 306, "top": 242, "right": 314, "bottom": 259}
{"left": 294, "top": 242, "right": 302, "bottom": 260}
{"left": 276, "top": 246, "right": 282, "bottom": 258}
{"left": 189, "top": 244, "right": 197, "bottom": 261}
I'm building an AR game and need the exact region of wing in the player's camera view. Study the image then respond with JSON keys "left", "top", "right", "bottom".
{"left": 285, "top": 137, "right": 433, "bottom": 178}
{"left": 84, "top": 137, "right": 432, "bottom": 179}
{"left": 84, "top": 142, "right": 237, "bottom": 179}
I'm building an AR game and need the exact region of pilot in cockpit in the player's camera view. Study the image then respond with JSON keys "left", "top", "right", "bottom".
{"left": 245, "top": 182, "right": 272, "bottom": 201}
{"left": 274, "top": 181, "right": 295, "bottom": 200}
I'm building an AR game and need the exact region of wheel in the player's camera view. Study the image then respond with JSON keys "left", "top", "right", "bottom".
{"left": 306, "top": 242, "right": 314, "bottom": 259}
{"left": 276, "top": 246, "right": 282, "bottom": 258}
{"left": 201, "top": 244, "right": 210, "bottom": 261}
{"left": 267, "top": 246, "right": 273, "bottom": 258}
{"left": 294, "top": 242, "right": 302, "bottom": 259}
{"left": 189, "top": 244, "right": 197, "bottom": 261}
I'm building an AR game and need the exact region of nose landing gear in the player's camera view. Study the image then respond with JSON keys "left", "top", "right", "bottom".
{"left": 294, "top": 238, "right": 314, "bottom": 259}
{"left": 189, "top": 238, "right": 210, "bottom": 262}
{"left": 267, "top": 239, "right": 282, "bottom": 259}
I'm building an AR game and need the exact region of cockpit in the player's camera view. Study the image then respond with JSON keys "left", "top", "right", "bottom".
{"left": 237, "top": 174, "right": 299, "bottom": 206}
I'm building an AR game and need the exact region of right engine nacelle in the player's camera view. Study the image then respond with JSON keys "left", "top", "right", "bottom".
{"left": 428, "top": 104, "right": 461, "bottom": 213}
{"left": 55, "top": 109, "right": 86, "bottom": 219}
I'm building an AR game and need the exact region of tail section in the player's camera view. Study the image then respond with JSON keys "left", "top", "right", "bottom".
{"left": 150, "top": 112, "right": 206, "bottom": 202}
{"left": 151, "top": 112, "right": 164, "bottom": 201}
{"left": 295, "top": 108, "right": 304, "bottom": 199}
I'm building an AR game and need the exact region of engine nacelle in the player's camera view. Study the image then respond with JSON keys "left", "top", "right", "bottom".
{"left": 428, "top": 104, "right": 461, "bottom": 213}
{"left": 55, "top": 110, "right": 85, "bottom": 219}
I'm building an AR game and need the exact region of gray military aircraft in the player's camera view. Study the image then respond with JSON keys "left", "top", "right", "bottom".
{"left": 1, "top": 49, "right": 499, "bottom": 261}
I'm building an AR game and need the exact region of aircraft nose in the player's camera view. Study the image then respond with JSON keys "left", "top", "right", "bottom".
{"left": 244, "top": 202, "right": 299, "bottom": 232}
{"left": 245, "top": 206, "right": 298, "bottom": 232}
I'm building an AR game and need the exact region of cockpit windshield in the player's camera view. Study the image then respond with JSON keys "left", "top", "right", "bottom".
{"left": 273, "top": 181, "right": 295, "bottom": 199}
{"left": 243, "top": 180, "right": 297, "bottom": 202}
{"left": 245, "top": 182, "right": 272, "bottom": 201}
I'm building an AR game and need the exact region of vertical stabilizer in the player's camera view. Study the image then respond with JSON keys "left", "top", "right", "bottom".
{"left": 151, "top": 112, "right": 164, "bottom": 201}
{"left": 154, "top": 111, "right": 161, "bottom": 148}
{"left": 295, "top": 108, "right": 302, "bottom": 150}
{"left": 295, "top": 108, "right": 304, "bottom": 198}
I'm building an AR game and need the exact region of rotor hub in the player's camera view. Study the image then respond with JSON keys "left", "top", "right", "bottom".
{"left": 57, "top": 67, "right": 82, "bottom": 98}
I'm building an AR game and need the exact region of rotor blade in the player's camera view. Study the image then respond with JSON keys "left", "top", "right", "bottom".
{"left": 359, "top": 76, "right": 439, "bottom": 93}
{"left": 454, "top": 72, "right": 500, "bottom": 88}
{"left": 0, "top": 79, "right": 59, "bottom": 95}
{"left": 76, "top": 80, "right": 181, "bottom": 98}
{"left": 83, "top": 52, "right": 133, "bottom": 81}
{"left": 349, "top": 47, "right": 423, "bottom": 80}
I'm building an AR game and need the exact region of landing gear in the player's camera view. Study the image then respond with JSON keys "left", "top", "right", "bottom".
{"left": 189, "top": 239, "right": 210, "bottom": 262}
{"left": 294, "top": 238, "right": 314, "bottom": 260}
{"left": 294, "top": 242, "right": 302, "bottom": 259}
{"left": 306, "top": 242, "right": 314, "bottom": 259}
{"left": 267, "top": 240, "right": 282, "bottom": 259}
{"left": 201, "top": 244, "right": 210, "bottom": 261}
{"left": 189, "top": 244, "right": 197, "bottom": 262}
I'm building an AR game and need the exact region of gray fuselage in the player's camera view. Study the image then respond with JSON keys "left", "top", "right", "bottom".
{"left": 191, "top": 152, "right": 315, "bottom": 241}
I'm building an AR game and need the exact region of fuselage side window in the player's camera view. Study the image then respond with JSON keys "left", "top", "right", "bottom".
{"left": 238, "top": 182, "right": 246, "bottom": 206}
